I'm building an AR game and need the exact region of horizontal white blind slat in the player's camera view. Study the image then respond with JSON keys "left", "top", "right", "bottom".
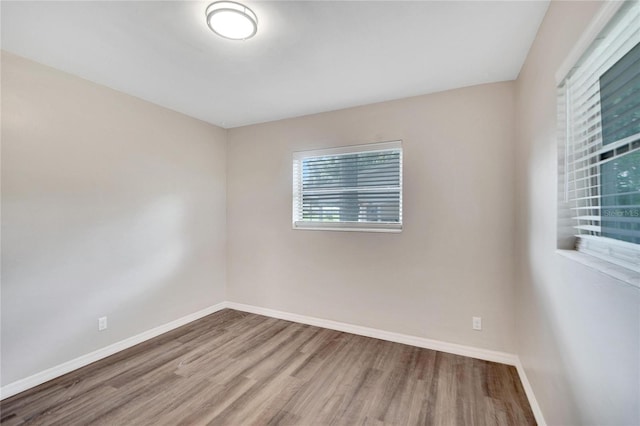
{"left": 293, "top": 142, "right": 403, "bottom": 230}
{"left": 561, "top": 1, "right": 640, "bottom": 262}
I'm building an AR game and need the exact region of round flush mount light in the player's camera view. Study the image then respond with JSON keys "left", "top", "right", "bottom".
{"left": 205, "top": 1, "right": 258, "bottom": 40}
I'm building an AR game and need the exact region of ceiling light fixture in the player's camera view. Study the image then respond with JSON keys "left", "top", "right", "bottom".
{"left": 205, "top": 1, "right": 258, "bottom": 41}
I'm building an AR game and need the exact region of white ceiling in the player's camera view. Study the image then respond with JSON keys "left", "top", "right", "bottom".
{"left": 1, "top": 1, "right": 549, "bottom": 128}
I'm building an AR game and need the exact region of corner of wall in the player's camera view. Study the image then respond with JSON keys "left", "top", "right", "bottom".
{"left": 223, "top": 126, "right": 231, "bottom": 302}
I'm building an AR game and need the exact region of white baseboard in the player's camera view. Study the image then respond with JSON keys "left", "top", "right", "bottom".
{"left": 0, "top": 302, "right": 227, "bottom": 400}
{"left": 226, "top": 302, "right": 517, "bottom": 365}
{"left": 226, "top": 301, "right": 545, "bottom": 426}
{"left": 515, "top": 359, "right": 547, "bottom": 426}
{"left": 1, "top": 300, "right": 545, "bottom": 426}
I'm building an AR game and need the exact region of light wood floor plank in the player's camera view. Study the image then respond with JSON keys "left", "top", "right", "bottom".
{"left": 1, "top": 309, "right": 536, "bottom": 425}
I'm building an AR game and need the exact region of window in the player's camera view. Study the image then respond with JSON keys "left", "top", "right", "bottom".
{"left": 292, "top": 141, "right": 402, "bottom": 232}
{"left": 559, "top": 0, "right": 640, "bottom": 272}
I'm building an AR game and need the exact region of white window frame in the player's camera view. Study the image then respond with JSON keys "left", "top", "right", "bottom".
{"left": 292, "top": 141, "right": 403, "bottom": 233}
{"left": 556, "top": 0, "right": 640, "bottom": 275}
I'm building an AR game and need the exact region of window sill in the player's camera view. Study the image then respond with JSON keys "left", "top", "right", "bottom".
{"left": 292, "top": 226, "right": 402, "bottom": 233}
{"left": 556, "top": 249, "right": 640, "bottom": 289}
{"left": 292, "top": 221, "right": 402, "bottom": 233}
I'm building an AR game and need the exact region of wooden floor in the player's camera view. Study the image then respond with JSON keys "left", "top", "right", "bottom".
{"left": 1, "top": 309, "right": 535, "bottom": 425}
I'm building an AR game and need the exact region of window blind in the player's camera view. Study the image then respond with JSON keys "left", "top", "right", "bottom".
{"left": 292, "top": 141, "right": 402, "bottom": 232}
{"left": 559, "top": 0, "right": 640, "bottom": 272}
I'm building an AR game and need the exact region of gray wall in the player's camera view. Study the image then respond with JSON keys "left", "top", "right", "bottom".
{"left": 1, "top": 52, "right": 228, "bottom": 385}
{"left": 227, "top": 82, "right": 518, "bottom": 353}
{"left": 514, "top": 2, "right": 640, "bottom": 425}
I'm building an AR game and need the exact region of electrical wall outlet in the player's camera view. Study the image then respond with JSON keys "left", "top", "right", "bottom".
{"left": 472, "top": 316, "right": 482, "bottom": 331}
{"left": 98, "top": 316, "right": 108, "bottom": 331}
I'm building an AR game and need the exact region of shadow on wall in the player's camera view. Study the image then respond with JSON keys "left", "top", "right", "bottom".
{"left": 2, "top": 196, "right": 187, "bottom": 384}
{"left": 520, "top": 239, "right": 640, "bottom": 424}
